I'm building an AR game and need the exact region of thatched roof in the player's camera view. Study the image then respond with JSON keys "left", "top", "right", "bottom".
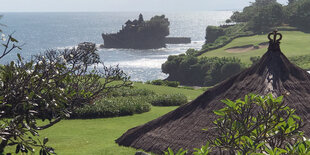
{"left": 116, "top": 33, "right": 310, "bottom": 154}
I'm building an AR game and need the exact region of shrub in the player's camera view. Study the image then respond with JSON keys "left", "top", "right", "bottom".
{"left": 209, "top": 94, "right": 304, "bottom": 154}
{"left": 0, "top": 34, "right": 130, "bottom": 153}
{"left": 162, "top": 55, "right": 244, "bottom": 86}
{"left": 150, "top": 94, "right": 187, "bottom": 106}
{"left": 286, "top": 0, "right": 310, "bottom": 30}
{"left": 164, "top": 81, "right": 180, "bottom": 87}
{"left": 220, "top": 62, "right": 242, "bottom": 78}
{"left": 185, "top": 48, "right": 199, "bottom": 56}
{"left": 71, "top": 96, "right": 151, "bottom": 118}
{"left": 151, "top": 79, "right": 164, "bottom": 85}
{"left": 250, "top": 56, "right": 261, "bottom": 65}
{"left": 205, "top": 26, "right": 225, "bottom": 43}
{"left": 147, "top": 79, "right": 180, "bottom": 87}
{"left": 288, "top": 54, "right": 310, "bottom": 70}
{"left": 109, "top": 88, "right": 156, "bottom": 97}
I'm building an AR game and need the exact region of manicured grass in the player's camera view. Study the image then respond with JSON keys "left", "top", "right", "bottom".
{"left": 132, "top": 82, "right": 205, "bottom": 101}
{"left": 199, "top": 31, "right": 310, "bottom": 65}
{"left": 40, "top": 84, "right": 203, "bottom": 154}
{"left": 41, "top": 106, "right": 177, "bottom": 155}
{"left": 6, "top": 107, "right": 177, "bottom": 155}
{"left": 5, "top": 85, "right": 204, "bottom": 154}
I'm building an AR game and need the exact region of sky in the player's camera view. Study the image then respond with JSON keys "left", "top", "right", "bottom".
{"left": 0, "top": 0, "right": 288, "bottom": 12}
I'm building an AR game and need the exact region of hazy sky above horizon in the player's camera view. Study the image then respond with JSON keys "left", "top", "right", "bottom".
{"left": 0, "top": 0, "right": 288, "bottom": 12}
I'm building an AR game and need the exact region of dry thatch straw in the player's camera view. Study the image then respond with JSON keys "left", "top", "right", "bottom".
{"left": 116, "top": 32, "right": 310, "bottom": 154}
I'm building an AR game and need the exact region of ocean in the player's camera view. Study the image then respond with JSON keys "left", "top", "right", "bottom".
{"left": 0, "top": 11, "right": 232, "bottom": 81}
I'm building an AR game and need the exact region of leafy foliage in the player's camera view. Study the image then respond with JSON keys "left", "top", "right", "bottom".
{"left": 0, "top": 35, "right": 130, "bottom": 153}
{"left": 71, "top": 87, "right": 188, "bottom": 118}
{"left": 209, "top": 94, "right": 304, "bottom": 154}
{"left": 247, "top": 2, "right": 284, "bottom": 33}
{"left": 285, "top": 0, "right": 310, "bottom": 30}
{"left": 71, "top": 96, "right": 151, "bottom": 118}
{"left": 149, "top": 93, "right": 187, "bottom": 106}
{"left": 108, "top": 87, "right": 156, "bottom": 98}
{"left": 230, "top": 0, "right": 284, "bottom": 33}
{"left": 162, "top": 55, "right": 244, "bottom": 86}
{"left": 164, "top": 94, "right": 310, "bottom": 154}
{"left": 144, "top": 15, "right": 170, "bottom": 37}
{"left": 250, "top": 56, "right": 261, "bottom": 65}
{"left": 145, "top": 79, "right": 180, "bottom": 87}
{"left": 164, "top": 148, "right": 187, "bottom": 155}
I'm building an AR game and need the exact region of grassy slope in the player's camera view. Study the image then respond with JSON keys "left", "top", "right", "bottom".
{"left": 6, "top": 84, "right": 204, "bottom": 155}
{"left": 199, "top": 31, "right": 310, "bottom": 65}
{"left": 5, "top": 107, "right": 177, "bottom": 155}
{"left": 38, "top": 106, "right": 177, "bottom": 155}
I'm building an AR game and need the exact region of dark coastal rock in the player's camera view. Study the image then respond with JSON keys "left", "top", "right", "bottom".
{"left": 77, "top": 42, "right": 96, "bottom": 51}
{"left": 102, "top": 14, "right": 170, "bottom": 49}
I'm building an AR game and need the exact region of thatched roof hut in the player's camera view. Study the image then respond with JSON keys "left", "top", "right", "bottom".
{"left": 116, "top": 32, "right": 310, "bottom": 154}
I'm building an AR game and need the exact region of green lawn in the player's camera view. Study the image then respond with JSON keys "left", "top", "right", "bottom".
{"left": 37, "top": 106, "right": 177, "bottom": 155}
{"left": 5, "top": 107, "right": 177, "bottom": 155}
{"left": 5, "top": 84, "right": 204, "bottom": 155}
{"left": 199, "top": 31, "right": 310, "bottom": 64}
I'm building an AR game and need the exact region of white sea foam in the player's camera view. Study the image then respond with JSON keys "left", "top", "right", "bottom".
{"left": 107, "top": 58, "right": 167, "bottom": 69}
{"left": 56, "top": 45, "right": 77, "bottom": 50}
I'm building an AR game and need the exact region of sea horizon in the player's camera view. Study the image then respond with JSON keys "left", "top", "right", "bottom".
{"left": 0, "top": 11, "right": 232, "bottom": 81}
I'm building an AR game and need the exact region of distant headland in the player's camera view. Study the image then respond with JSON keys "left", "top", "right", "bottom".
{"left": 102, "top": 14, "right": 190, "bottom": 49}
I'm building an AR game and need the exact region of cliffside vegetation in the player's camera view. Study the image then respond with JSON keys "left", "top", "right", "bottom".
{"left": 162, "top": 0, "right": 310, "bottom": 86}
{"left": 162, "top": 54, "right": 244, "bottom": 86}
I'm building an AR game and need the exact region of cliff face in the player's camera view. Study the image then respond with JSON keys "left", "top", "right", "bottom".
{"left": 102, "top": 14, "right": 170, "bottom": 49}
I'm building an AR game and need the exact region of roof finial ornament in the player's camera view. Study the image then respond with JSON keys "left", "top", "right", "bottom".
{"left": 268, "top": 30, "right": 282, "bottom": 50}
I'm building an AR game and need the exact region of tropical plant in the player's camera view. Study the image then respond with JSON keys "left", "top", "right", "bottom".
{"left": 164, "top": 148, "right": 187, "bottom": 155}
{"left": 209, "top": 94, "right": 304, "bottom": 154}
{"left": 164, "top": 94, "right": 309, "bottom": 154}
{"left": 0, "top": 33, "right": 131, "bottom": 154}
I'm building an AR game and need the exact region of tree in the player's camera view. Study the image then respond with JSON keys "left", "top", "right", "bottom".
{"left": 144, "top": 15, "right": 170, "bottom": 37}
{"left": 286, "top": 0, "right": 310, "bottom": 29}
{"left": 247, "top": 2, "right": 284, "bottom": 33}
{"left": 0, "top": 31, "right": 131, "bottom": 153}
{"left": 230, "top": 0, "right": 284, "bottom": 33}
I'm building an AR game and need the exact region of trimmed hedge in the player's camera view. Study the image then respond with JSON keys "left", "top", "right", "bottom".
{"left": 146, "top": 79, "right": 180, "bottom": 87}
{"left": 109, "top": 88, "right": 156, "bottom": 97}
{"left": 70, "top": 96, "right": 152, "bottom": 119}
{"left": 150, "top": 93, "right": 187, "bottom": 106}
{"left": 70, "top": 88, "right": 188, "bottom": 118}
